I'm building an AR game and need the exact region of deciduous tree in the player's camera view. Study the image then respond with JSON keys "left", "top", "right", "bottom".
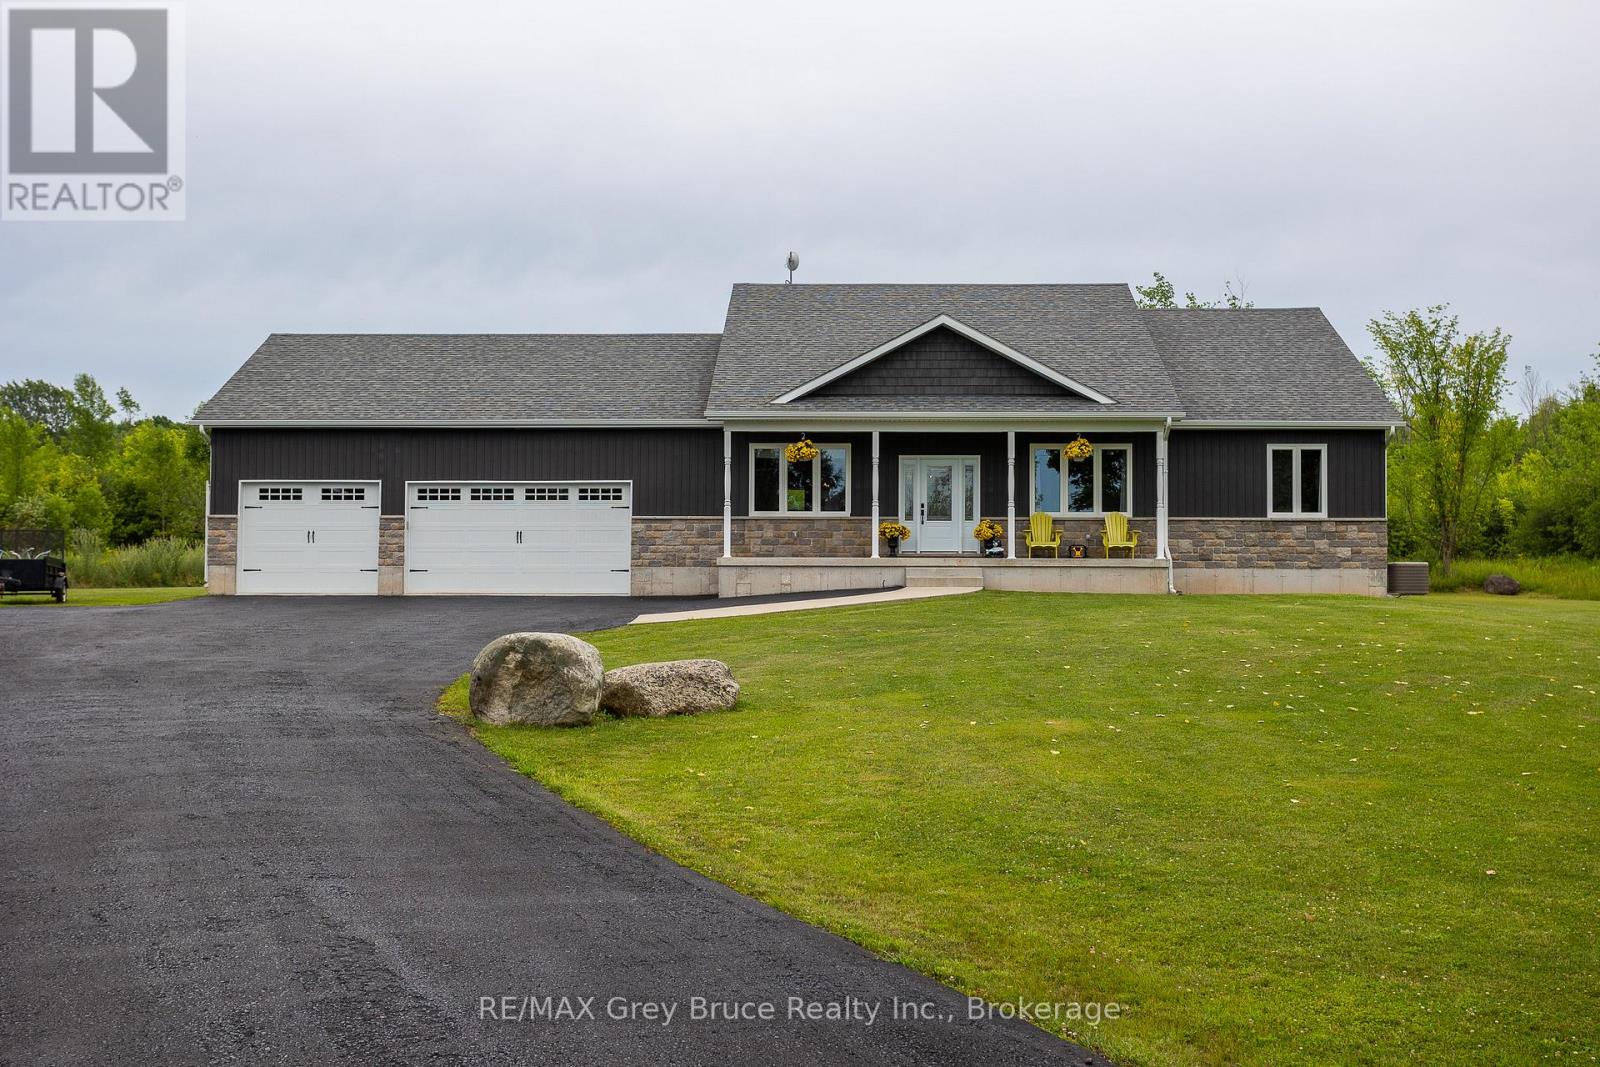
{"left": 1368, "top": 306, "right": 1510, "bottom": 573}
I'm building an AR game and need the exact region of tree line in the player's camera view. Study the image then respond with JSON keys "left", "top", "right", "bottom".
{"left": 1367, "top": 308, "right": 1599, "bottom": 572}
{"left": 0, "top": 375, "right": 209, "bottom": 543}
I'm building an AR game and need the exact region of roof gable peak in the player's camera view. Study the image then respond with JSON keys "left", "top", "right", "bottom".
{"left": 772, "top": 314, "right": 1116, "bottom": 405}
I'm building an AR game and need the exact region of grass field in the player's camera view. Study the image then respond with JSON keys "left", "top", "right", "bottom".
{"left": 442, "top": 591, "right": 1600, "bottom": 1066}
{"left": 1430, "top": 556, "right": 1600, "bottom": 600}
{"left": 0, "top": 586, "right": 206, "bottom": 608}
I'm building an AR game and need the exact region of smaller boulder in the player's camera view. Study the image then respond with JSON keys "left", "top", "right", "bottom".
{"left": 1482, "top": 573, "right": 1521, "bottom": 596}
{"left": 469, "top": 632, "right": 604, "bottom": 726}
{"left": 602, "top": 659, "right": 739, "bottom": 718}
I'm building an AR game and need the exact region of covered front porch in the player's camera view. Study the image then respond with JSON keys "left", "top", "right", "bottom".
{"left": 713, "top": 421, "right": 1175, "bottom": 596}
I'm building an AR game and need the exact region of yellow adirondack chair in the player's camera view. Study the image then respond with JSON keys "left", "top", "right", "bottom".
{"left": 1024, "top": 512, "right": 1061, "bottom": 558}
{"left": 1102, "top": 513, "right": 1140, "bottom": 558}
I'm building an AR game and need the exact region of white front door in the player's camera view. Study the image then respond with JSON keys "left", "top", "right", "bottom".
{"left": 405, "top": 482, "right": 631, "bottom": 595}
{"left": 916, "top": 461, "right": 960, "bottom": 552}
{"left": 237, "top": 481, "right": 381, "bottom": 595}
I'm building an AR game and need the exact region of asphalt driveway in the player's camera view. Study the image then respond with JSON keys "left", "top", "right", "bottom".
{"left": 0, "top": 596, "right": 1108, "bottom": 1066}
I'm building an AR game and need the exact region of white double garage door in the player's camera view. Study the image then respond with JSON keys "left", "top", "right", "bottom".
{"left": 237, "top": 480, "right": 632, "bottom": 596}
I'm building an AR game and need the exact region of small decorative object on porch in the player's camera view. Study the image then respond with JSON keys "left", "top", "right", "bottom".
{"left": 784, "top": 437, "right": 819, "bottom": 464}
{"left": 1064, "top": 436, "right": 1094, "bottom": 462}
{"left": 973, "top": 518, "right": 1005, "bottom": 554}
{"left": 878, "top": 521, "right": 910, "bottom": 556}
{"left": 1068, "top": 543, "right": 1087, "bottom": 559}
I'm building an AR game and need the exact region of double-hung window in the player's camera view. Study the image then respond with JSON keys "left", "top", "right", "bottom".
{"left": 1030, "top": 442, "right": 1131, "bottom": 515}
{"left": 751, "top": 444, "right": 850, "bottom": 515}
{"left": 1268, "top": 444, "right": 1327, "bottom": 517}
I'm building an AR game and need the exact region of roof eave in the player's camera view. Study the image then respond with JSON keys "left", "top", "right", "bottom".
{"left": 191, "top": 417, "right": 719, "bottom": 430}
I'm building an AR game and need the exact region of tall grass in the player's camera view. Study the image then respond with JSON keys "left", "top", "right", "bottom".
{"left": 1430, "top": 555, "right": 1600, "bottom": 599}
{"left": 68, "top": 531, "right": 204, "bottom": 588}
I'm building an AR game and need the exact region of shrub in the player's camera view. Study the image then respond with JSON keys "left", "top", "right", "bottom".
{"left": 68, "top": 531, "right": 203, "bottom": 587}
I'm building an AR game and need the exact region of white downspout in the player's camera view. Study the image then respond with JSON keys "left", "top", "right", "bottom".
{"left": 870, "top": 430, "right": 880, "bottom": 559}
{"left": 1160, "top": 417, "right": 1176, "bottom": 594}
{"left": 722, "top": 427, "right": 732, "bottom": 558}
{"left": 1005, "top": 430, "right": 1016, "bottom": 559}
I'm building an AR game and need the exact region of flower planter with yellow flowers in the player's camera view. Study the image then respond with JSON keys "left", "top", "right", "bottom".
{"left": 973, "top": 518, "right": 1006, "bottom": 555}
{"left": 878, "top": 521, "right": 911, "bottom": 557}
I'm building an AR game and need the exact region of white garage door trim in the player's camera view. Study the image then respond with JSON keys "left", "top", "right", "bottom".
{"left": 404, "top": 480, "right": 632, "bottom": 596}
{"left": 236, "top": 480, "right": 382, "bottom": 595}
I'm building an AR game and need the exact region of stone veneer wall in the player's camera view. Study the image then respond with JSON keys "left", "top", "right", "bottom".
{"left": 205, "top": 515, "right": 238, "bottom": 595}
{"left": 633, "top": 518, "right": 723, "bottom": 567}
{"left": 379, "top": 517, "right": 405, "bottom": 567}
{"left": 1169, "top": 519, "right": 1387, "bottom": 569}
{"left": 378, "top": 516, "right": 405, "bottom": 595}
{"left": 733, "top": 517, "right": 872, "bottom": 558}
{"left": 631, "top": 517, "right": 722, "bottom": 595}
{"left": 206, "top": 515, "right": 237, "bottom": 567}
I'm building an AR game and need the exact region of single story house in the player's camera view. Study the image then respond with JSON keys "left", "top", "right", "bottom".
{"left": 193, "top": 282, "right": 1398, "bottom": 598}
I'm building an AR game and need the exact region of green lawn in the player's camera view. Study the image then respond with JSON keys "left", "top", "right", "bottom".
{"left": 441, "top": 592, "right": 1600, "bottom": 1066}
{"left": 0, "top": 586, "right": 206, "bottom": 608}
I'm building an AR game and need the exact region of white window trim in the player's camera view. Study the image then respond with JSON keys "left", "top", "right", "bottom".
{"left": 1028, "top": 442, "right": 1133, "bottom": 517}
{"left": 749, "top": 442, "right": 852, "bottom": 516}
{"left": 1267, "top": 444, "right": 1329, "bottom": 518}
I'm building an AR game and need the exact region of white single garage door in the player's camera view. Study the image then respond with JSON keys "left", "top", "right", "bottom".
{"left": 405, "top": 482, "right": 632, "bottom": 596}
{"left": 237, "top": 481, "right": 381, "bottom": 595}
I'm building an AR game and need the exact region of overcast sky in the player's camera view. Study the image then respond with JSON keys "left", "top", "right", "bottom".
{"left": 2, "top": 0, "right": 1596, "bottom": 419}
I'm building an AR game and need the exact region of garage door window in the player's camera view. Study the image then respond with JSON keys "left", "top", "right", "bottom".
{"left": 320, "top": 487, "right": 366, "bottom": 501}
{"left": 470, "top": 487, "right": 516, "bottom": 502}
{"left": 416, "top": 487, "right": 460, "bottom": 502}
{"left": 527, "top": 487, "right": 570, "bottom": 501}
{"left": 258, "top": 487, "right": 302, "bottom": 501}
{"left": 578, "top": 486, "right": 624, "bottom": 502}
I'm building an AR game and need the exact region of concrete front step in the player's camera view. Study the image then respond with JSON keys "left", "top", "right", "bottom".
{"left": 905, "top": 569, "right": 985, "bottom": 589}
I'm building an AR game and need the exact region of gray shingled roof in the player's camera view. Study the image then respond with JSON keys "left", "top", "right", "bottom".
{"left": 1142, "top": 309, "right": 1399, "bottom": 423}
{"left": 706, "top": 283, "right": 1184, "bottom": 416}
{"left": 192, "top": 334, "right": 721, "bottom": 424}
{"left": 194, "top": 289, "right": 1397, "bottom": 427}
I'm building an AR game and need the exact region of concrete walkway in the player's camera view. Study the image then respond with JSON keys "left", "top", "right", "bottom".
{"left": 630, "top": 584, "right": 977, "bottom": 624}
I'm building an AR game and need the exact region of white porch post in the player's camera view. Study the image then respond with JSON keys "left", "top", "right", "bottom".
{"left": 1156, "top": 420, "right": 1170, "bottom": 560}
{"left": 722, "top": 427, "right": 732, "bottom": 558}
{"left": 1005, "top": 430, "right": 1016, "bottom": 559}
{"left": 870, "top": 430, "right": 880, "bottom": 558}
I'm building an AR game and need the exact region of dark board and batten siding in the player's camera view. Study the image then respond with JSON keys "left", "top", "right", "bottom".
{"left": 209, "top": 428, "right": 723, "bottom": 515}
{"left": 730, "top": 431, "right": 1158, "bottom": 518}
{"left": 211, "top": 426, "right": 1387, "bottom": 523}
{"left": 1168, "top": 429, "right": 1386, "bottom": 519}
{"left": 810, "top": 326, "right": 1074, "bottom": 398}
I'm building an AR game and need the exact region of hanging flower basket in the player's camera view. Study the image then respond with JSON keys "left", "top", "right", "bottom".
{"left": 1064, "top": 436, "right": 1094, "bottom": 462}
{"left": 785, "top": 437, "right": 820, "bottom": 464}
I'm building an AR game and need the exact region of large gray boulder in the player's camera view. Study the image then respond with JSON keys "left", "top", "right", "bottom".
{"left": 469, "top": 632, "right": 603, "bottom": 726}
{"left": 1483, "top": 573, "right": 1522, "bottom": 596}
{"left": 601, "top": 659, "right": 739, "bottom": 718}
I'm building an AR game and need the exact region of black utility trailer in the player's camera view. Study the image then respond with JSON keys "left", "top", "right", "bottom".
{"left": 0, "top": 528, "right": 69, "bottom": 602}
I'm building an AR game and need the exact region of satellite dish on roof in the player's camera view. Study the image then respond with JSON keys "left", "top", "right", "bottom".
{"left": 785, "top": 251, "right": 799, "bottom": 283}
